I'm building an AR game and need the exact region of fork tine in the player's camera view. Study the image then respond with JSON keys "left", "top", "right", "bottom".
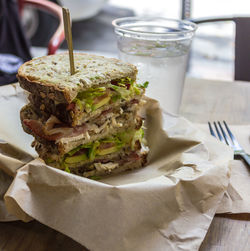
{"left": 213, "top": 122, "right": 225, "bottom": 143}
{"left": 208, "top": 122, "right": 216, "bottom": 137}
{"left": 218, "top": 121, "right": 233, "bottom": 146}
{"left": 208, "top": 121, "right": 245, "bottom": 155}
{"left": 223, "top": 121, "right": 242, "bottom": 149}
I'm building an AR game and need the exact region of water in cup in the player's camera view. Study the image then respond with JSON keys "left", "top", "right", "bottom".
{"left": 113, "top": 17, "right": 197, "bottom": 114}
{"left": 118, "top": 39, "right": 190, "bottom": 114}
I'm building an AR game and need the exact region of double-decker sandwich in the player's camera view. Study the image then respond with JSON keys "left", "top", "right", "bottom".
{"left": 18, "top": 53, "right": 148, "bottom": 178}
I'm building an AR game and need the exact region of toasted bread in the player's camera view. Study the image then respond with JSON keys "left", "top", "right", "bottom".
{"left": 17, "top": 53, "right": 137, "bottom": 104}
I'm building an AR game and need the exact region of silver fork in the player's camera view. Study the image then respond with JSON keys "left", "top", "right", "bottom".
{"left": 208, "top": 121, "right": 250, "bottom": 167}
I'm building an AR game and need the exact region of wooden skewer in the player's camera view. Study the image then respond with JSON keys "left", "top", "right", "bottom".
{"left": 62, "top": 7, "right": 75, "bottom": 75}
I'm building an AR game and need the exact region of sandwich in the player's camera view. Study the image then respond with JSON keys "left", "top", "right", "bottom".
{"left": 18, "top": 53, "right": 148, "bottom": 178}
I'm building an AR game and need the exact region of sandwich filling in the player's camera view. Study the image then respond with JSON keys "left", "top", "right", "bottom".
{"left": 29, "top": 77, "right": 148, "bottom": 126}
{"left": 70, "top": 150, "right": 148, "bottom": 178}
{"left": 34, "top": 128, "right": 147, "bottom": 173}
{"left": 72, "top": 78, "right": 147, "bottom": 114}
{"left": 21, "top": 102, "right": 143, "bottom": 154}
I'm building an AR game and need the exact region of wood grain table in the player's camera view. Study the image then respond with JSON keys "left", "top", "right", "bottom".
{"left": 0, "top": 77, "right": 250, "bottom": 251}
{"left": 181, "top": 78, "right": 250, "bottom": 251}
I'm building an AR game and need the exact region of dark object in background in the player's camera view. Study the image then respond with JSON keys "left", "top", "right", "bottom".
{"left": 22, "top": 0, "right": 59, "bottom": 47}
{"left": 192, "top": 17, "right": 250, "bottom": 81}
{"left": 30, "top": 10, "right": 58, "bottom": 47}
{"left": 0, "top": 0, "right": 32, "bottom": 85}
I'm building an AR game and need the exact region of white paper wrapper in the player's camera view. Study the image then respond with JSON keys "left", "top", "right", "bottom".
{"left": 0, "top": 84, "right": 234, "bottom": 250}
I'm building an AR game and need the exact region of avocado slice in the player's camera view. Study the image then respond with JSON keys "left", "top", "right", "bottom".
{"left": 97, "top": 146, "right": 118, "bottom": 156}
{"left": 117, "top": 130, "right": 134, "bottom": 144}
{"left": 92, "top": 96, "right": 111, "bottom": 110}
{"left": 64, "top": 153, "right": 88, "bottom": 164}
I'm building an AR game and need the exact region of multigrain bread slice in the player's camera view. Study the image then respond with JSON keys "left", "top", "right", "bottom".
{"left": 17, "top": 53, "right": 138, "bottom": 104}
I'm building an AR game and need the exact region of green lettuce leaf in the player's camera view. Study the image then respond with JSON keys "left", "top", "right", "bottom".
{"left": 137, "top": 81, "right": 149, "bottom": 89}
{"left": 131, "top": 128, "right": 145, "bottom": 150}
{"left": 62, "top": 129, "right": 145, "bottom": 165}
{"left": 88, "top": 141, "right": 100, "bottom": 161}
{"left": 65, "top": 166, "right": 71, "bottom": 173}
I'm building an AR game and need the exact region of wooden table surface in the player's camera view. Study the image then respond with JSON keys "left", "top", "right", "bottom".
{"left": 0, "top": 77, "right": 250, "bottom": 251}
{"left": 181, "top": 78, "right": 250, "bottom": 251}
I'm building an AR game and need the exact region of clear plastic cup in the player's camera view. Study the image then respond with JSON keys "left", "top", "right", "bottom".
{"left": 112, "top": 17, "right": 197, "bottom": 114}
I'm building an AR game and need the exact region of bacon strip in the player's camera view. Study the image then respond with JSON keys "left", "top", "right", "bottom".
{"left": 98, "top": 142, "right": 115, "bottom": 150}
{"left": 66, "top": 103, "right": 75, "bottom": 111}
{"left": 23, "top": 117, "right": 87, "bottom": 142}
{"left": 130, "top": 99, "right": 139, "bottom": 105}
{"left": 127, "top": 152, "right": 140, "bottom": 161}
{"left": 23, "top": 119, "right": 63, "bottom": 141}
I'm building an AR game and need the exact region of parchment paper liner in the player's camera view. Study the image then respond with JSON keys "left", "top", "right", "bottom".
{"left": 0, "top": 84, "right": 234, "bottom": 250}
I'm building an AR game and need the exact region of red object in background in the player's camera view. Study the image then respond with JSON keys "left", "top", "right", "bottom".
{"left": 18, "top": 0, "right": 64, "bottom": 55}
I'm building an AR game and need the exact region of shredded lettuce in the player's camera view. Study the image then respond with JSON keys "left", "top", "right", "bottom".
{"left": 108, "top": 84, "right": 131, "bottom": 100}
{"left": 100, "top": 136, "right": 123, "bottom": 146}
{"left": 65, "top": 166, "right": 71, "bottom": 173}
{"left": 88, "top": 141, "right": 100, "bottom": 161}
{"left": 117, "top": 130, "right": 134, "bottom": 144}
{"left": 109, "top": 78, "right": 149, "bottom": 99}
{"left": 97, "top": 136, "right": 124, "bottom": 155}
{"left": 62, "top": 128, "right": 146, "bottom": 165}
{"left": 133, "top": 86, "right": 141, "bottom": 95}
{"left": 77, "top": 87, "right": 106, "bottom": 100}
{"left": 46, "top": 157, "right": 55, "bottom": 164}
{"left": 67, "top": 142, "right": 92, "bottom": 157}
{"left": 137, "top": 81, "right": 149, "bottom": 89}
{"left": 73, "top": 78, "right": 149, "bottom": 111}
{"left": 74, "top": 87, "right": 112, "bottom": 112}
{"left": 111, "top": 94, "right": 121, "bottom": 102}
{"left": 74, "top": 98, "right": 83, "bottom": 111}
{"left": 89, "top": 175, "right": 101, "bottom": 180}
{"left": 131, "top": 128, "right": 144, "bottom": 150}
{"left": 67, "top": 145, "right": 84, "bottom": 157}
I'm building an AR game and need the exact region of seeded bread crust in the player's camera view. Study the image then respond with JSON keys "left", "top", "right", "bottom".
{"left": 17, "top": 53, "right": 138, "bottom": 103}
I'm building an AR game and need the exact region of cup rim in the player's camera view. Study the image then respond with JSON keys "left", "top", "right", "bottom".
{"left": 112, "top": 16, "right": 197, "bottom": 36}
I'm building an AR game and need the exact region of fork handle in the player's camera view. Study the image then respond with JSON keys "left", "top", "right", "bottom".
{"left": 237, "top": 153, "right": 250, "bottom": 167}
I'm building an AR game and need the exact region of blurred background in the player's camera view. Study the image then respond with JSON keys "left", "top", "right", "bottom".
{"left": 20, "top": 0, "right": 250, "bottom": 81}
